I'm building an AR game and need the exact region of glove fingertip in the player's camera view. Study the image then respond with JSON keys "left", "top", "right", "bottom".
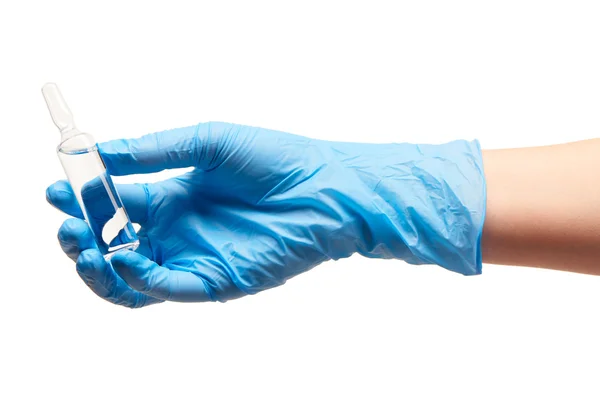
{"left": 46, "top": 180, "right": 70, "bottom": 204}
{"left": 97, "top": 139, "right": 132, "bottom": 176}
{"left": 45, "top": 184, "right": 56, "bottom": 205}
{"left": 58, "top": 218, "right": 89, "bottom": 241}
{"left": 77, "top": 248, "right": 104, "bottom": 275}
{"left": 111, "top": 251, "right": 160, "bottom": 295}
{"left": 110, "top": 249, "right": 140, "bottom": 268}
{"left": 47, "top": 181, "right": 85, "bottom": 218}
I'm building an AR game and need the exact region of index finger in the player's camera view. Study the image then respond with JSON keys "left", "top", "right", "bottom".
{"left": 97, "top": 122, "right": 243, "bottom": 176}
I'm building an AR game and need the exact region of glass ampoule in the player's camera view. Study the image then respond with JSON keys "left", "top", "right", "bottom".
{"left": 42, "top": 83, "right": 139, "bottom": 258}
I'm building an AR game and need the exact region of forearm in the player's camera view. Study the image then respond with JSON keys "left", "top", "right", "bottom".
{"left": 481, "top": 139, "right": 600, "bottom": 274}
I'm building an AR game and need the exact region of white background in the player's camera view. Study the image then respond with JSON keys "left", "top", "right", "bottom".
{"left": 1, "top": 1, "right": 600, "bottom": 399}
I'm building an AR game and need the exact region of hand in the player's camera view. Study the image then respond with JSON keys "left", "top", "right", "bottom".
{"left": 46, "top": 122, "right": 486, "bottom": 308}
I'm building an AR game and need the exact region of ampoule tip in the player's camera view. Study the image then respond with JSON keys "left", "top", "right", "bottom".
{"left": 42, "top": 83, "right": 77, "bottom": 134}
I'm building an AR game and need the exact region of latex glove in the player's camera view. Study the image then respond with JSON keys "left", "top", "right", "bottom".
{"left": 46, "top": 122, "right": 486, "bottom": 308}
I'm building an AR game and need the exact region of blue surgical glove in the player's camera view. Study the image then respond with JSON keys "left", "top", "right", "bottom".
{"left": 46, "top": 122, "right": 486, "bottom": 308}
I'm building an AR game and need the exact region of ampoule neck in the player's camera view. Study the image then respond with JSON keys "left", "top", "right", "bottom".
{"left": 60, "top": 127, "right": 82, "bottom": 141}
{"left": 57, "top": 130, "right": 96, "bottom": 154}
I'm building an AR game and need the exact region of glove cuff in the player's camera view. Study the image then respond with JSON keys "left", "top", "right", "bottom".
{"left": 345, "top": 139, "right": 486, "bottom": 275}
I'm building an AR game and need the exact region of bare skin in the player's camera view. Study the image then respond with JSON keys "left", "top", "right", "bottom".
{"left": 481, "top": 139, "right": 600, "bottom": 274}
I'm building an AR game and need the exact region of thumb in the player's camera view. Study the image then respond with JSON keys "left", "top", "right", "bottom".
{"left": 111, "top": 251, "right": 213, "bottom": 302}
{"left": 98, "top": 122, "right": 229, "bottom": 176}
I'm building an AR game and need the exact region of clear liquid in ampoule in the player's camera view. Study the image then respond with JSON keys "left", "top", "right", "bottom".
{"left": 58, "top": 144, "right": 139, "bottom": 258}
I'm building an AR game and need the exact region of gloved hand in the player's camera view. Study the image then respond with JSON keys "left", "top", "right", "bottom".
{"left": 46, "top": 122, "right": 486, "bottom": 308}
